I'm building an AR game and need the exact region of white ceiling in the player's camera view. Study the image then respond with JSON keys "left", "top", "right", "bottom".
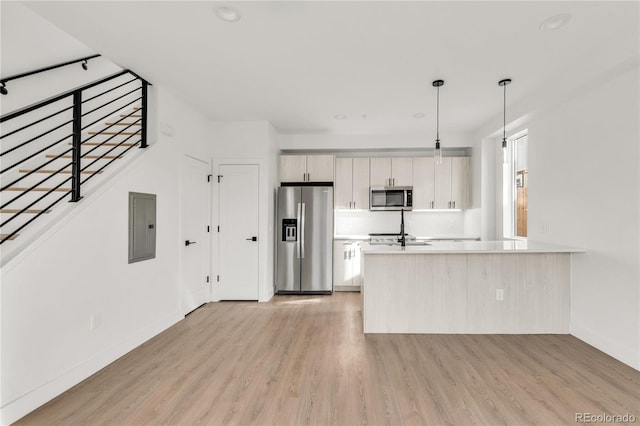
{"left": 24, "top": 1, "right": 639, "bottom": 136}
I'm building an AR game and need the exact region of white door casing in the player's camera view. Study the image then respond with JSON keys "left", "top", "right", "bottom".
{"left": 180, "top": 155, "right": 211, "bottom": 315}
{"left": 218, "top": 164, "right": 260, "bottom": 300}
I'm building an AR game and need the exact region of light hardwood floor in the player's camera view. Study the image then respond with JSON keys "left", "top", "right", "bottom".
{"left": 16, "top": 293, "right": 640, "bottom": 425}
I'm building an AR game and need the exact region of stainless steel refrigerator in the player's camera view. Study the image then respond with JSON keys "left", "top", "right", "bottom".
{"left": 276, "top": 185, "right": 333, "bottom": 294}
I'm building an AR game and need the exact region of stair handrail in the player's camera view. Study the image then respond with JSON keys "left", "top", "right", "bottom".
{"left": 0, "top": 69, "right": 151, "bottom": 244}
{"left": 1, "top": 54, "right": 101, "bottom": 95}
{"left": 0, "top": 69, "right": 150, "bottom": 123}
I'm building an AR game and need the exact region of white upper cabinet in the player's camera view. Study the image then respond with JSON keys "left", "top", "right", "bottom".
{"left": 369, "top": 157, "right": 412, "bottom": 187}
{"left": 391, "top": 157, "right": 413, "bottom": 187}
{"left": 369, "top": 158, "right": 392, "bottom": 187}
{"left": 434, "top": 157, "right": 453, "bottom": 209}
{"left": 352, "top": 158, "right": 370, "bottom": 210}
{"left": 450, "top": 156, "right": 470, "bottom": 209}
{"left": 280, "top": 154, "right": 334, "bottom": 183}
{"left": 412, "top": 157, "right": 435, "bottom": 209}
{"left": 306, "top": 155, "right": 335, "bottom": 182}
{"left": 335, "top": 157, "right": 370, "bottom": 210}
{"left": 334, "top": 158, "right": 353, "bottom": 209}
{"left": 280, "top": 155, "right": 307, "bottom": 183}
{"left": 434, "top": 157, "right": 470, "bottom": 209}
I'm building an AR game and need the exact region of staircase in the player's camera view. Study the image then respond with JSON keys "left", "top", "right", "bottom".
{"left": 0, "top": 70, "right": 150, "bottom": 247}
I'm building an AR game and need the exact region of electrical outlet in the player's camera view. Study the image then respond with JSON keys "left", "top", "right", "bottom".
{"left": 496, "top": 289, "right": 504, "bottom": 301}
{"left": 90, "top": 313, "right": 101, "bottom": 331}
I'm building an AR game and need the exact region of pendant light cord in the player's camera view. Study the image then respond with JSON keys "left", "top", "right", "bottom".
{"left": 436, "top": 85, "right": 440, "bottom": 142}
{"left": 503, "top": 83, "right": 507, "bottom": 142}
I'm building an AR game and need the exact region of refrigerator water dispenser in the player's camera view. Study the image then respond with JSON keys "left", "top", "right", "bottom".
{"left": 282, "top": 219, "right": 297, "bottom": 242}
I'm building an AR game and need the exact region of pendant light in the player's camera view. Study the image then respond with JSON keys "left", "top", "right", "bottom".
{"left": 433, "top": 79, "right": 444, "bottom": 164}
{"left": 498, "top": 78, "right": 512, "bottom": 164}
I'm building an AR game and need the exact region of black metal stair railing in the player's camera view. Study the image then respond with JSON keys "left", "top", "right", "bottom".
{"left": 0, "top": 70, "right": 151, "bottom": 244}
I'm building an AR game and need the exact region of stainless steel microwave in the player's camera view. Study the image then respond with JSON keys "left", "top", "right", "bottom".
{"left": 370, "top": 186, "right": 413, "bottom": 211}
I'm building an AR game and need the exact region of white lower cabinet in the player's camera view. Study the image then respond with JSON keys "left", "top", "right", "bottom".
{"left": 333, "top": 240, "right": 362, "bottom": 291}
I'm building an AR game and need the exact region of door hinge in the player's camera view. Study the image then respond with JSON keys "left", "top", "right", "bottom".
{"left": 206, "top": 275, "right": 210, "bottom": 283}
{"left": 207, "top": 174, "right": 212, "bottom": 182}
{"left": 216, "top": 275, "right": 220, "bottom": 282}
{"left": 217, "top": 226, "right": 220, "bottom": 232}
{"left": 207, "top": 225, "right": 210, "bottom": 232}
{"left": 217, "top": 175, "right": 223, "bottom": 183}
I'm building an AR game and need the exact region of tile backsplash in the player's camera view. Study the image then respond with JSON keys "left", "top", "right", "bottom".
{"left": 335, "top": 209, "right": 478, "bottom": 238}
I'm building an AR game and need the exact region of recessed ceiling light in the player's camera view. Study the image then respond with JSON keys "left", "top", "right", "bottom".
{"left": 334, "top": 115, "right": 346, "bottom": 120}
{"left": 539, "top": 13, "right": 571, "bottom": 31}
{"left": 215, "top": 5, "right": 241, "bottom": 22}
{"left": 413, "top": 113, "right": 425, "bottom": 118}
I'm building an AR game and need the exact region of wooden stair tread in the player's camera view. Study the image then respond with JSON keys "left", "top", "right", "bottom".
{"left": 88, "top": 131, "right": 140, "bottom": 135}
{"left": 18, "top": 169, "right": 103, "bottom": 174}
{"left": 46, "top": 154, "right": 123, "bottom": 159}
{"left": 3, "top": 187, "right": 71, "bottom": 192}
{"left": 1, "top": 209, "right": 51, "bottom": 214}
{"left": 68, "top": 142, "right": 137, "bottom": 147}
{"left": 81, "top": 142, "right": 136, "bottom": 147}
{"left": 0, "top": 234, "right": 19, "bottom": 240}
{"left": 104, "top": 122, "right": 141, "bottom": 126}
{"left": 121, "top": 114, "right": 142, "bottom": 118}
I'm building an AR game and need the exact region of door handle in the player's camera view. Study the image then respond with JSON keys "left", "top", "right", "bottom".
{"left": 246, "top": 236, "right": 258, "bottom": 241}
{"left": 297, "top": 203, "right": 302, "bottom": 259}
{"left": 300, "top": 203, "right": 306, "bottom": 259}
{"left": 185, "top": 240, "right": 196, "bottom": 246}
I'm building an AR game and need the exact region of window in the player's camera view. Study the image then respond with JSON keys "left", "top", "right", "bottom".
{"left": 503, "top": 132, "right": 528, "bottom": 239}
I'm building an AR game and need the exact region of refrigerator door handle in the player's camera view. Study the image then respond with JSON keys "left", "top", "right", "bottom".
{"left": 300, "top": 202, "right": 306, "bottom": 258}
{"left": 296, "top": 202, "right": 302, "bottom": 259}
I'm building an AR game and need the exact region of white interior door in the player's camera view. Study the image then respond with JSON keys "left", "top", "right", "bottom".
{"left": 218, "top": 164, "right": 259, "bottom": 300}
{"left": 180, "top": 155, "right": 211, "bottom": 315}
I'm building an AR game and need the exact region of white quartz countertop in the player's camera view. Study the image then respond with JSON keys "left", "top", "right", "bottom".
{"left": 334, "top": 235, "right": 480, "bottom": 241}
{"left": 361, "top": 240, "right": 585, "bottom": 254}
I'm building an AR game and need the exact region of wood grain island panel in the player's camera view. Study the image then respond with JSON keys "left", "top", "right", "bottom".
{"left": 362, "top": 245, "right": 576, "bottom": 334}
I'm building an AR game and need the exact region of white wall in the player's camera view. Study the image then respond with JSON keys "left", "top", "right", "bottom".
{"left": 476, "top": 52, "right": 639, "bottom": 369}
{"left": 208, "top": 121, "right": 279, "bottom": 302}
{"left": 526, "top": 63, "right": 639, "bottom": 369}
{"left": 0, "top": 2, "right": 122, "bottom": 114}
{"left": 279, "top": 131, "right": 473, "bottom": 151}
{"left": 0, "top": 83, "right": 209, "bottom": 424}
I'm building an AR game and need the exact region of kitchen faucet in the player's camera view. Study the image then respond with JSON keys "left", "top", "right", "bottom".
{"left": 399, "top": 208, "right": 406, "bottom": 247}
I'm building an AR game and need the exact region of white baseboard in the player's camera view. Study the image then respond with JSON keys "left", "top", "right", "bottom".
{"left": 571, "top": 322, "right": 640, "bottom": 371}
{"left": 0, "top": 311, "right": 183, "bottom": 426}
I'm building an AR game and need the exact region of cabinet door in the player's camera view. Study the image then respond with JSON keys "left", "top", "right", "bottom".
{"left": 352, "top": 158, "right": 370, "bottom": 210}
{"left": 451, "top": 157, "right": 470, "bottom": 209}
{"left": 334, "top": 158, "right": 353, "bottom": 209}
{"left": 412, "top": 157, "right": 435, "bottom": 209}
{"left": 333, "top": 241, "right": 352, "bottom": 288}
{"left": 434, "top": 157, "right": 452, "bottom": 209}
{"left": 370, "top": 157, "right": 392, "bottom": 186}
{"left": 306, "top": 155, "right": 334, "bottom": 182}
{"left": 280, "top": 155, "right": 307, "bottom": 183}
{"left": 351, "top": 243, "right": 362, "bottom": 287}
{"left": 391, "top": 157, "right": 413, "bottom": 187}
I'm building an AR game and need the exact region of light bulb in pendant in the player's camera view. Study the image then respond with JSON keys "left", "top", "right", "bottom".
{"left": 502, "top": 138, "right": 509, "bottom": 164}
{"left": 435, "top": 140, "right": 443, "bottom": 164}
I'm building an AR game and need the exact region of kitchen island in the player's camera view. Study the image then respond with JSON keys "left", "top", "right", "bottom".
{"left": 361, "top": 240, "right": 584, "bottom": 334}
